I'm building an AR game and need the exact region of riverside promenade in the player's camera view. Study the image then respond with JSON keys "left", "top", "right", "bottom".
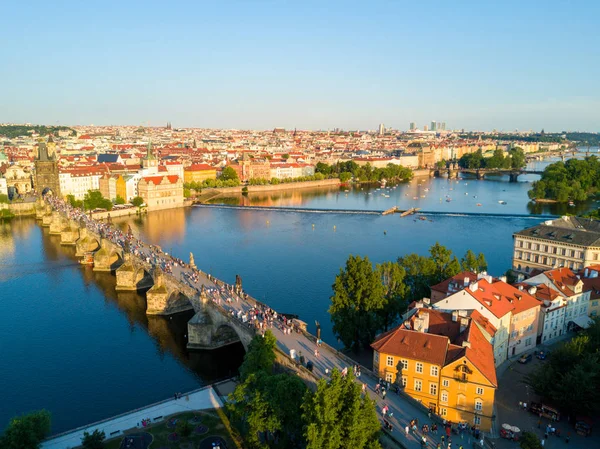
{"left": 45, "top": 197, "right": 490, "bottom": 449}
{"left": 41, "top": 387, "right": 222, "bottom": 449}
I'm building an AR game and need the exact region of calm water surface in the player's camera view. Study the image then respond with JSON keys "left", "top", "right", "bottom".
{"left": 0, "top": 219, "right": 244, "bottom": 433}
{"left": 4, "top": 153, "right": 599, "bottom": 434}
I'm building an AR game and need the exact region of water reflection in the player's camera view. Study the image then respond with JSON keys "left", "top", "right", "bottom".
{"left": 38, "top": 225, "right": 245, "bottom": 383}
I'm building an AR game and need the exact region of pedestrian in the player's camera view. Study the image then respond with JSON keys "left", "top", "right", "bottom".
{"left": 441, "top": 435, "right": 445, "bottom": 444}
{"left": 523, "top": 402, "right": 527, "bottom": 411}
{"left": 519, "top": 401, "right": 523, "bottom": 409}
{"left": 566, "top": 432, "right": 570, "bottom": 444}
{"left": 541, "top": 439, "right": 545, "bottom": 447}
{"left": 382, "top": 389, "right": 387, "bottom": 400}
{"left": 405, "top": 425, "right": 410, "bottom": 436}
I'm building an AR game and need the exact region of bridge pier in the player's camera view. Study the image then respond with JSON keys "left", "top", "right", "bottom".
{"left": 60, "top": 220, "right": 80, "bottom": 246}
{"left": 146, "top": 268, "right": 194, "bottom": 315}
{"left": 509, "top": 172, "right": 519, "bottom": 183}
{"left": 75, "top": 227, "right": 101, "bottom": 257}
{"left": 93, "top": 238, "right": 123, "bottom": 272}
{"left": 49, "top": 211, "right": 65, "bottom": 235}
{"left": 116, "top": 255, "right": 153, "bottom": 291}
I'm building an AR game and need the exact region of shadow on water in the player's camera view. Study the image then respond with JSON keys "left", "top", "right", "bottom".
{"left": 42, "top": 227, "right": 245, "bottom": 384}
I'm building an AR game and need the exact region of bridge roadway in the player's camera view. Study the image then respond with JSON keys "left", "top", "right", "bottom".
{"left": 43, "top": 197, "right": 490, "bottom": 449}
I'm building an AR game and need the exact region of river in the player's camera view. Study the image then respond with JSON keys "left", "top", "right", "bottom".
{"left": 3, "top": 152, "right": 598, "bottom": 434}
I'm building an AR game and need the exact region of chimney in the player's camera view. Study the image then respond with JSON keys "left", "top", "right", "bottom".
{"left": 464, "top": 277, "right": 470, "bottom": 287}
{"left": 469, "top": 281, "right": 479, "bottom": 292}
{"left": 499, "top": 275, "right": 507, "bottom": 283}
{"left": 460, "top": 317, "right": 469, "bottom": 333}
{"left": 423, "top": 298, "right": 431, "bottom": 305}
{"left": 519, "top": 285, "right": 524, "bottom": 291}
{"left": 528, "top": 286, "right": 537, "bottom": 295}
{"left": 452, "top": 310, "right": 458, "bottom": 322}
{"left": 462, "top": 341, "right": 471, "bottom": 348}
{"left": 517, "top": 273, "right": 525, "bottom": 282}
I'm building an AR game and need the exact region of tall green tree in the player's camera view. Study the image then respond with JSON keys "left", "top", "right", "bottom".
{"left": 0, "top": 410, "right": 51, "bottom": 449}
{"left": 221, "top": 166, "right": 240, "bottom": 181}
{"left": 429, "top": 242, "right": 461, "bottom": 280}
{"left": 302, "top": 370, "right": 381, "bottom": 449}
{"left": 329, "top": 255, "right": 385, "bottom": 350}
{"left": 461, "top": 250, "right": 488, "bottom": 273}
{"left": 527, "top": 321, "right": 600, "bottom": 416}
{"left": 81, "top": 429, "right": 106, "bottom": 449}
{"left": 398, "top": 253, "right": 438, "bottom": 303}
{"left": 509, "top": 147, "right": 526, "bottom": 169}
{"left": 375, "top": 261, "right": 407, "bottom": 331}
{"left": 239, "top": 330, "right": 277, "bottom": 381}
{"left": 83, "top": 190, "right": 112, "bottom": 211}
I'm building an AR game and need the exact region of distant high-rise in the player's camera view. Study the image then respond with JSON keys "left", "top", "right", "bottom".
{"left": 424, "top": 125, "right": 429, "bottom": 132}
{"left": 431, "top": 121, "right": 437, "bottom": 132}
{"left": 378, "top": 123, "right": 385, "bottom": 135}
{"left": 409, "top": 122, "right": 416, "bottom": 131}
{"left": 441, "top": 122, "right": 446, "bottom": 131}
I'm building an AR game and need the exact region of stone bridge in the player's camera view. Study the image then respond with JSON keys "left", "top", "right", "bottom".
{"left": 36, "top": 199, "right": 254, "bottom": 351}
{"left": 430, "top": 167, "right": 543, "bottom": 182}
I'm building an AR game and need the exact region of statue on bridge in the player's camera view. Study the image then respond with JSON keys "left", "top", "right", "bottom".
{"left": 189, "top": 252, "right": 197, "bottom": 270}
{"left": 235, "top": 274, "right": 243, "bottom": 294}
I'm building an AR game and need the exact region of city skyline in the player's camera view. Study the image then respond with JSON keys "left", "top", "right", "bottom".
{"left": 2, "top": 0, "right": 599, "bottom": 131}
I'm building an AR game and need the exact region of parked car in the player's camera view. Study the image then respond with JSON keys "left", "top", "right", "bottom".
{"left": 575, "top": 417, "right": 592, "bottom": 436}
{"left": 518, "top": 353, "right": 533, "bottom": 364}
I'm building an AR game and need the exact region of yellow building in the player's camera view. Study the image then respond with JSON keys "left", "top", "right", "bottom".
{"left": 184, "top": 164, "right": 217, "bottom": 184}
{"left": 371, "top": 312, "right": 497, "bottom": 431}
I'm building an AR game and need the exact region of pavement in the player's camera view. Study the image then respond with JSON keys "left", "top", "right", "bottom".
{"left": 493, "top": 341, "right": 599, "bottom": 449}
{"left": 41, "top": 386, "right": 223, "bottom": 449}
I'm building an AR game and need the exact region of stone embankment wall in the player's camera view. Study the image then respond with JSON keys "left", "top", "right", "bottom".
{"left": 1, "top": 201, "right": 37, "bottom": 216}
{"left": 210, "top": 178, "right": 341, "bottom": 196}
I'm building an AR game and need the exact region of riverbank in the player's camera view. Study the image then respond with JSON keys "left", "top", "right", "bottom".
{"left": 196, "top": 178, "right": 341, "bottom": 200}
{"left": 41, "top": 385, "right": 225, "bottom": 449}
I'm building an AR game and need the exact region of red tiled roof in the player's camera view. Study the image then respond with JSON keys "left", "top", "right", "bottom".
{"left": 470, "top": 310, "right": 497, "bottom": 336}
{"left": 430, "top": 271, "right": 478, "bottom": 297}
{"left": 185, "top": 164, "right": 215, "bottom": 171}
{"left": 371, "top": 327, "right": 449, "bottom": 366}
{"left": 544, "top": 267, "right": 581, "bottom": 297}
{"left": 408, "top": 309, "right": 462, "bottom": 341}
{"left": 142, "top": 175, "right": 179, "bottom": 185}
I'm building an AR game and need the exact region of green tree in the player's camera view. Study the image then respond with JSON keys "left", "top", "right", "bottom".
{"left": 221, "top": 166, "right": 239, "bottom": 181}
{"left": 81, "top": 429, "right": 106, "bottom": 449}
{"left": 527, "top": 321, "right": 600, "bottom": 416}
{"left": 282, "top": 154, "right": 290, "bottom": 160}
{"left": 315, "top": 162, "right": 332, "bottom": 176}
{"left": 83, "top": 190, "right": 112, "bottom": 211}
{"left": 461, "top": 250, "right": 488, "bottom": 273}
{"left": 131, "top": 196, "right": 145, "bottom": 208}
{"left": 302, "top": 369, "right": 381, "bottom": 449}
{"left": 239, "top": 330, "right": 277, "bottom": 381}
{"left": 176, "top": 420, "right": 193, "bottom": 438}
{"left": 429, "top": 242, "right": 461, "bottom": 280}
{"left": 509, "top": 147, "right": 526, "bottom": 169}
{"left": 115, "top": 196, "right": 125, "bottom": 205}
{"left": 375, "top": 261, "right": 407, "bottom": 331}
{"left": 0, "top": 194, "right": 9, "bottom": 204}
{"left": 398, "top": 253, "right": 437, "bottom": 303}
{"left": 329, "top": 255, "right": 385, "bottom": 350}
{"left": 519, "top": 431, "right": 543, "bottom": 449}
{"left": 339, "top": 172, "right": 352, "bottom": 182}
{"left": 0, "top": 410, "right": 51, "bottom": 449}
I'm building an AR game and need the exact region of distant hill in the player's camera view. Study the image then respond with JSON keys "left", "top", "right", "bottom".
{"left": 0, "top": 125, "right": 76, "bottom": 139}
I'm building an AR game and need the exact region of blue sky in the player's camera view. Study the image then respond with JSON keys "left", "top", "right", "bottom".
{"left": 1, "top": 0, "right": 598, "bottom": 131}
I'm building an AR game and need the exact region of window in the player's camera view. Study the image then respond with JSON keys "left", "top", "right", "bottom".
{"left": 442, "top": 379, "right": 450, "bottom": 387}
{"left": 430, "top": 383, "right": 438, "bottom": 396}
{"left": 414, "top": 380, "right": 422, "bottom": 392}
{"left": 474, "top": 416, "right": 481, "bottom": 425}
{"left": 374, "top": 352, "right": 379, "bottom": 364}
{"left": 440, "top": 408, "right": 447, "bottom": 416}
{"left": 386, "top": 356, "right": 394, "bottom": 367}
{"left": 475, "top": 399, "right": 483, "bottom": 411}
{"left": 441, "top": 391, "right": 448, "bottom": 403}
{"left": 416, "top": 362, "right": 423, "bottom": 374}
{"left": 401, "top": 359, "right": 408, "bottom": 370}
{"left": 385, "top": 373, "right": 393, "bottom": 382}
{"left": 401, "top": 376, "right": 407, "bottom": 387}
{"left": 430, "top": 366, "right": 439, "bottom": 377}
{"left": 476, "top": 387, "right": 484, "bottom": 395}
{"left": 525, "top": 337, "right": 532, "bottom": 347}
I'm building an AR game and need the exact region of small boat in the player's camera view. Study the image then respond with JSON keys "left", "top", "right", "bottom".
{"left": 465, "top": 192, "right": 468, "bottom": 195}
{"left": 569, "top": 201, "right": 575, "bottom": 207}
{"left": 446, "top": 198, "right": 452, "bottom": 202}
{"left": 477, "top": 203, "right": 482, "bottom": 207}
{"left": 413, "top": 196, "right": 419, "bottom": 200}
{"left": 499, "top": 200, "right": 507, "bottom": 205}
{"left": 419, "top": 216, "right": 427, "bottom": 221}
{"left": 424, "top": 188, "right": 430, "bottom": 192}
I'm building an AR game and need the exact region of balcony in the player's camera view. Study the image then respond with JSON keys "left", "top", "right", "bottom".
{"left": 453, "top": 373, "right": 469, "bottom": 383}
